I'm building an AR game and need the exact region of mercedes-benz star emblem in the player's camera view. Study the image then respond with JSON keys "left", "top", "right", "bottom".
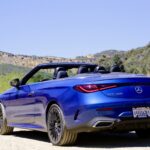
{"left": 135, "top": 86, "right": 143, "bottom": 94}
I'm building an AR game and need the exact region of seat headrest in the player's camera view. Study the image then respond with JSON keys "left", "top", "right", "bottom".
{"left": 53, "top": 67, "right": 66, "bottom": 79}
{"left": 56, "top": 70, "right": 68, "bottom": 79}
{"left": 77, "top": 66, "right": 89, "bottom": 74}
{"left": 110, "top": 65, "right": 121, "bottom": 72}
{"left": 94, "top": 66, "right": 106, "bottom": 73}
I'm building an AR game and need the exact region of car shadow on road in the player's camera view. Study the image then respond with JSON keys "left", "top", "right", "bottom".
{"left": 76, "top": 132, "right": 150, "bottom": 148}
{"left": 13, "top": 130, "right": 49, "bottom": 143}
{"left": 12, "top": 130, "right": 150, "bottom": 148}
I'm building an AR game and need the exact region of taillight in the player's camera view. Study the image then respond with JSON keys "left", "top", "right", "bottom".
{"left": 75, "top": 84, "right": 117, "bottom": 93}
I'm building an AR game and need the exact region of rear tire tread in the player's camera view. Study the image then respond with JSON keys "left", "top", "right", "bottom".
{"left": 47, "top": 104, "right": 77, "bottom": 146}
{"left": 0, "top": 104, "right": 14, "bottom": 135}
{"left": 58, "top": 130, "right": 77, "bottom": 146}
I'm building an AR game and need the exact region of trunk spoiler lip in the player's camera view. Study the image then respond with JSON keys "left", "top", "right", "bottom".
{"left": 86, "top": 77, "right": 150, "bottom": 85}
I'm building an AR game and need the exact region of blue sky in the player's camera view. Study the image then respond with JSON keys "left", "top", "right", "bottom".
{"left": 0, "top": 0, "right": 150, "bottom": 58}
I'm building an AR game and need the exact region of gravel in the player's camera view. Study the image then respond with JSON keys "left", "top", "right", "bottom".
{"left": 0, "top": 128, "right": 150, "bottom": 150}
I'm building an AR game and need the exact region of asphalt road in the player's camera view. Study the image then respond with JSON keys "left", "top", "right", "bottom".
{"left": 0, "top": 129, "right": 150, "bottom": 150}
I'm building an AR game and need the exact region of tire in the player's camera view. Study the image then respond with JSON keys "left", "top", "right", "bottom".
{"left": 0, "top": 103, "right": 14, "bottom": 135}
{"left": 136, "top": 129, "right": 150, "bottom": 138}
{"left": 47, "top": 104, "right": 77, "bottom": 146}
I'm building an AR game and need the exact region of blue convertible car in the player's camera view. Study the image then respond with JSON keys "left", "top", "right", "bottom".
{"left": 0, "top": 62, "right": 150, "bottom": 145}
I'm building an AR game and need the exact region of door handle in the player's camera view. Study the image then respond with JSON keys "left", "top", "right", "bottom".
{"left": 28, "top": 91, "right": 35, "bottom": 96}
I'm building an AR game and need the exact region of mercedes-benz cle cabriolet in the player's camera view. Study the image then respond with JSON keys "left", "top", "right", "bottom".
{"left": 0, "top": 63, "right": 150, "bottom": 146}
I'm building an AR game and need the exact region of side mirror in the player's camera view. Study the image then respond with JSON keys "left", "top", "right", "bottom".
{"left": 10, "top": 78, "right": 20, "bottom": 88}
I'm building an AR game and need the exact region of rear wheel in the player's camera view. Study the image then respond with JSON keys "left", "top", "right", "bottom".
{"left": 136, "top": 129, "right": 150, "bottom": 138}
{"left": 47, "top": 104, "right": 77, "bottom": 146}
{"left": 0, "top": 103, "right": 13, "bottom": 135}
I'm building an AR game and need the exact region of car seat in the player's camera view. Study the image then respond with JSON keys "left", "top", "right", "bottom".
{"left": 77, "top": 66, "right": 89, "bottom": 74}
{"left": 110, "top": 65, "right": 121, "bottom": 72}
{"left": 56, "top": 70, "right": 68, "bottom": 79}
{"left": 94, "top": 66, "right": 106, "bottom": 73}
{"left": 53, "top": 67, "right": 66, "bottom": 79}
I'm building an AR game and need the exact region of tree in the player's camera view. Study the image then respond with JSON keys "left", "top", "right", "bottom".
{"left": 96, "top": 55, "right": 111, "bottom": 70}
{"left": 146, "top": 41, "right": 150, "bottom": 48}
{"left": 112, "top": 54, "right": 125, "bottom": 72}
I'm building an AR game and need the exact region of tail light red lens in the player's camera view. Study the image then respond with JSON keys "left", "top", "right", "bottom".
{"left": 75, "top": 84, "right": 117, "bottom": 93}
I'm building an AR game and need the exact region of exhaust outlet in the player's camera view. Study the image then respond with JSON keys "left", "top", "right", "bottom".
{"left": 93, "top": 121, "right": 113, "bottom": 128}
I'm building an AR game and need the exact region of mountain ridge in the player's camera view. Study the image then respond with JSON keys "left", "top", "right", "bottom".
{"left": 0, "top": 43, "right": 149, "bottom": 75}
{"left": 0, "top": 49, "right": 125, "bottom": 68}
{"left": 0, "top": 44, "right": 149, "bottom": 93}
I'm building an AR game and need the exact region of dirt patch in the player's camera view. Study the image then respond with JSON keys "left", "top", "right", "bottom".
{"left": 0, "top": 129, "right": 150, "bottom": 150}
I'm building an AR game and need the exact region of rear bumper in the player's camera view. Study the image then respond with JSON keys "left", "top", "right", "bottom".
{"left": 66, "top": 102, "right": 150, "bottom": 132}
{"left": 71, "top": 117, "right": 150, "bottom": 133}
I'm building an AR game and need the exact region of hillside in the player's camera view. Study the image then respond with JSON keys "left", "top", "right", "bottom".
{"left": 94, "top": 50, "right": 125, "bottom": 58}
{"left": 124, "top": 45, "right": 150, "bottom": 74}
{"left": 0, "top": 63, "right": 30, "bottom": 75}
{"left": 94, "top": 44, "right": 150, "bottom": 75}
{"left": 0, "top": 64, "right": 30, "bottom": 93}
{"left": 0, "top": 44, "right": 150, "bottom": 74}
{"left": 0, "top": 51, "right": 75, "bottom": 68}
{"left": 0, "top": 43, "right": 150, "bottom": 93}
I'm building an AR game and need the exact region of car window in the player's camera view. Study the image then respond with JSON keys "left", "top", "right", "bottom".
{"left": 25, "top": 68, "right": 79, "bottom": 85}
{"left": 68, "top": 68, "right": 78, "bottom": 76}
{"left": 27, "top": 68, "right": 54, "bottom": 84}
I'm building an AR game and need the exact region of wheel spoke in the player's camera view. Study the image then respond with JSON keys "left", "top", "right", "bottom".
{"left": 48, "top": 106, "right": 62, "bottom": 143}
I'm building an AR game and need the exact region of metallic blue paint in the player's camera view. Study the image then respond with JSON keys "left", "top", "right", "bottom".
{"left": 1, "top": 71, "right": 150, "bottom": 132}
